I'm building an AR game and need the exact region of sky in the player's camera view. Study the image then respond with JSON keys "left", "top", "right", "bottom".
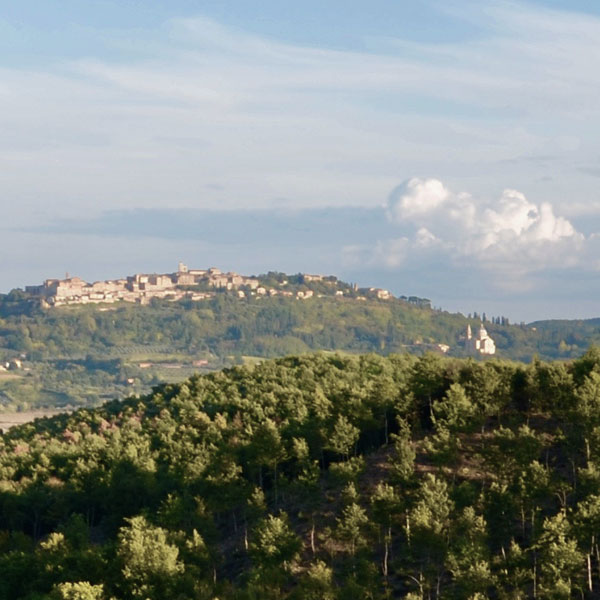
{"left": 2, "top": 0, "right": 600, "bottom": 321}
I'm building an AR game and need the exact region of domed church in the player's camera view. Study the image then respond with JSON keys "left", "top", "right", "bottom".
{"left": 464, "top": 324, "right": 496, "bottom": 355}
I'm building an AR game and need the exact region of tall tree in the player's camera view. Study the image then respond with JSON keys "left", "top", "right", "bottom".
{"left": 117, "top": 515, "right": 183, "bottom": 600}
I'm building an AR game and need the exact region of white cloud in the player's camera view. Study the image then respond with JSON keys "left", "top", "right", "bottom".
{"left": 476, "top": 190, "right": 579, "bottom": 253}
{"left": 367, "top": 177, "right": 585, "bottom": 279}
{"left": 387, "top": 178, "right": 449, "bottom": 220}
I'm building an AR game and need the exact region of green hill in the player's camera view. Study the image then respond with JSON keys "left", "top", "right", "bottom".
{"left": 0, "top": 271, "right": 598, "bottom": 410}
{"left": 2, "top": 350, "right": 600, "bottom": 598}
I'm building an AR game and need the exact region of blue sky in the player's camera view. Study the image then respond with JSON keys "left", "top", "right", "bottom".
{"left": 2, "top": 1, "right": 600, "bottom": 320}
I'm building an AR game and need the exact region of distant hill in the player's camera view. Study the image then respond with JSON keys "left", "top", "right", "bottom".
{"left": 0, "top": 270, "right": 598, "bottom": 410}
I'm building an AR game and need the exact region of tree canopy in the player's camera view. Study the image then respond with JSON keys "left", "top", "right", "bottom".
{"left": 1, "top": 350, "right": 600, "bottom": 598}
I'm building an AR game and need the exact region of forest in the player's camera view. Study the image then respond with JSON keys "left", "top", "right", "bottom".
{"left": 2, "top": 280, "right": 599, "bottom": 410}
{"left": 2, "top": 349, "right": 600, "bottom": 598}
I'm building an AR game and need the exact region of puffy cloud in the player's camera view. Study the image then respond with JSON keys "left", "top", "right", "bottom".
{"left": 480, "top": 190, "right": 576, "bottom": 249}
{"left": 372, "top": 177, "right": 585, "bottom": 279}
{"left": 387, "top": 178, "right": 450, "bottom": 220}
{"left": 482, "top": 190, "right": 539, "bottom": 239}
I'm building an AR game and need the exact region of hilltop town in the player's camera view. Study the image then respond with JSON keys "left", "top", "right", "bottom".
{"left": 26, "top": 263, "right": 256, "bottom": 307}
{"left": 19, "top": 265, "right": 500, "bottom": 357}
{"left": 24, "top": 263, "right": 396, "bottom": 308}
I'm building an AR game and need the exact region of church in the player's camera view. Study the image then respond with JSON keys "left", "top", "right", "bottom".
{"left": 464, "top": 324, "right": 496, "bottom": 355}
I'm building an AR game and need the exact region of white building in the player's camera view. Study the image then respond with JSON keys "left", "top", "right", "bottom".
{"left": 465, "top": 324, "right": 496, "bottom": 355}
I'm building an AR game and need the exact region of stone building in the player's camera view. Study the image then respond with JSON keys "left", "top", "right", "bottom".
{"left": 24, "top": 263, "right": 265, "bottom": 307}
{"left": 464, "top": 324, "right": 496, "bottom": 355}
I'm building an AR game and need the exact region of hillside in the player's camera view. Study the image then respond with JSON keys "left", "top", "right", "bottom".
{"left": 2, "top": 350, "right": 600, "bottom": 598}
{"left": 0, "top": 270, "right": 598, "bottom": 411}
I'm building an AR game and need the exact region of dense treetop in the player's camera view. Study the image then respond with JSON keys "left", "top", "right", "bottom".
{"left": 3, "top": 349, "right": 600, "bottom": 598}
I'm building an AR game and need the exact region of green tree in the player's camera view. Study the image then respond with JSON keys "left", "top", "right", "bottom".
{"left": 250, "top": 512, "right": 301, "bottom": 574}
{"left": 572, "top": 372, "right": 600, "bottom": 465}
{"left": 573, "top": 494, "right": 600, "bottom": 593}
{"left": 409, "top": 474, "right": 454, "bottom": 597}
{"left": 446, "top": 507, "right": 493, "bottom": 598}
{"left": 295, "top": 560, "right": 336, "bottom": 600}
{"left": 117, "top": 515, "right": 183, "bottom": 600}
{"left": 371, "top": 482, "right": 400, "bottom": 577}
{"left": 51, "top": 582, "right": 105, "bottom": 600}
{"left": 536, "top": 512, "right": 583, "bottom": 599}
{"left": 250, "top": 418, "right": 287, "bottom": 501}
{"left": 425, "top": 425, "right": 461, "bottom": 476}
{"left": 336, "top": 502, "right": 371, "bottom": 559}
{"left": 291, "top": 437, "right": 321, "bottom": 554}
{"left": 433, "top": 383, "right": 475, "bottom": 433}
{"left": 390, "top": 417, "right": 416, "bottom": 484}
{"left": 328, "top": 415, "right": 360, "bottom": 460}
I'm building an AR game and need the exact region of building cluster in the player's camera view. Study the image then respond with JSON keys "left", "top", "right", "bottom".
{"left": 23, "top": 264, "right": 357, "bottom": 308}
{"left": 25, "top": 264, "right": 262, "bottom": 307}
{"left": 464, "top": 324, "right": 496, "bottom": 355}
{"left": 368, "top": 287, "right": 392, "bottom": 300}
{"left": 23, "top": 263, "right": 398, "bottom": 309}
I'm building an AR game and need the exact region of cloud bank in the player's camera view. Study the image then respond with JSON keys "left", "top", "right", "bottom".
{"left": 9, "top": 187, "right": 600, "bottom": 320}
{"left": 345, "top": 178, "right": 587, "bottom": 288}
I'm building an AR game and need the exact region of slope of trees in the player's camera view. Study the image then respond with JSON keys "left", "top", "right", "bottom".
{"left": 2, "top": 282, "right": 598, "bottom": 410}
{"left": 0, "top": 291, "right": 484, "bottom": 410}
{"left": 2, "top": 350, "right": 600, "bottom": 597}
